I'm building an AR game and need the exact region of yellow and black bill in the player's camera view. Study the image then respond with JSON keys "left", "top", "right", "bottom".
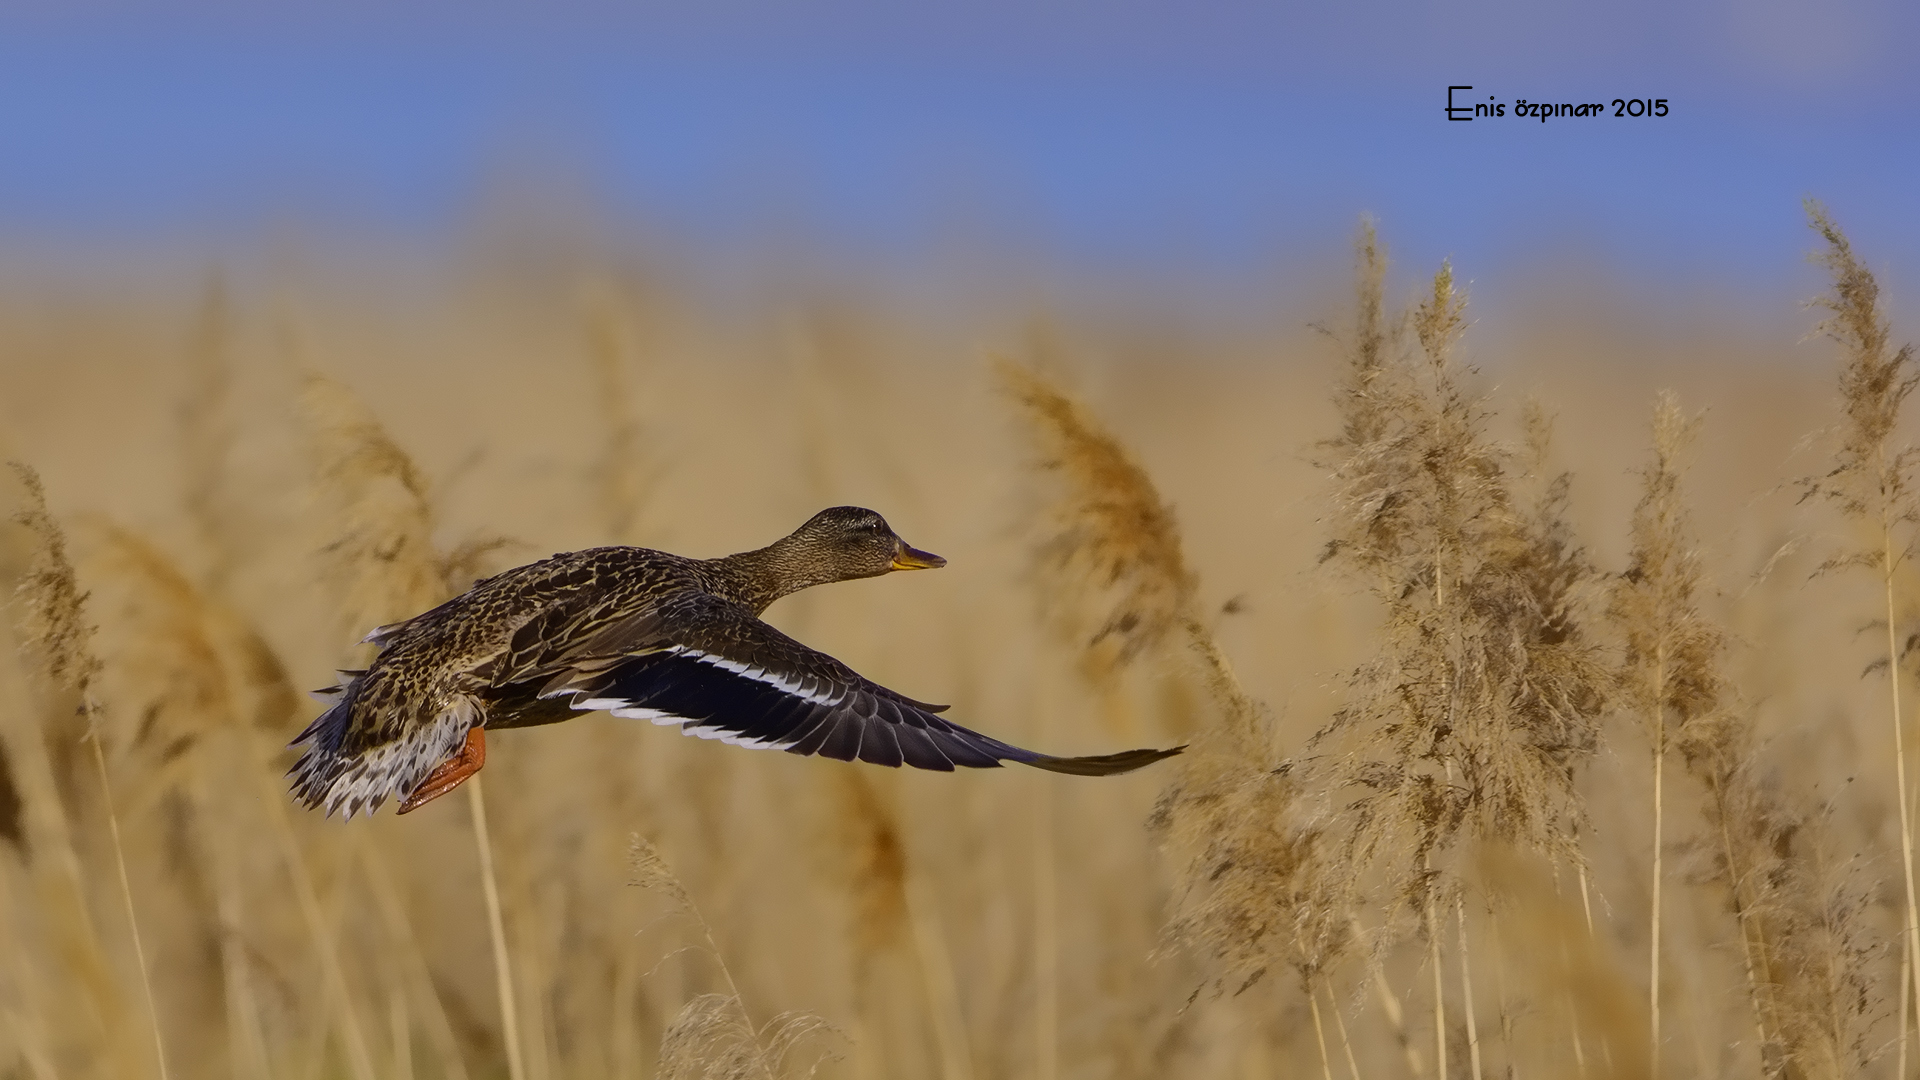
{"left": 890, "top": 542, "right": 947, "bottom": 570}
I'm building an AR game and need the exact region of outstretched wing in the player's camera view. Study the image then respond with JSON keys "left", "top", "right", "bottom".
{"left": 508, "top": 592, "right": 1181, "bottom": 775}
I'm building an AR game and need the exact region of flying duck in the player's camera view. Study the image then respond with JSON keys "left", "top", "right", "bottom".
{"left": 290, "top": 506, "right": 1183, "bottom": 817}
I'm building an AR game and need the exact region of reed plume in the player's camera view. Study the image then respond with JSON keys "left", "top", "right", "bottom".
{"left": 9, "top": 463, "right": 171, "bottom": 1080}
{"left": 1609, "top": 392, "right": 1717, "bottom": 1075}
{"left": 997, "top": 355, "right": 1351, "bottom": 1060}
{"left": 996, "top": 355, "right": 1198, "bottom": 671}
{"left": 1796, "top": 198, "right": 1915, "bottom": 1075}
{"left": 1314, "top": 225, "right": 1609, "bottom": 1080}
{"left": 632, "top": 834, "right": 838, "bottom": 1080}
{"left": 299, "top": 375, "right": 524, "bottom": 1079}
{"left": 1613, "top": 381, "right": 1875, "bottom": 1080}
{"left": 832, "top": 772, "right": 909, "bottom": 958}
{"left": 80, "top": 521, "right": 305, "bottom": 1080}
{"left": 1317, "top": 228, "right": 1605, "bottom": 889}
{"left": 300, "top": 375, "right": 453, "bottom": 633}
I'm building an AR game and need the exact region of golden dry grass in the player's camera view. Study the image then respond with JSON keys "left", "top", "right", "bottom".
{"left": 1, "top": 207, "right": 1917, "bottom": 1078}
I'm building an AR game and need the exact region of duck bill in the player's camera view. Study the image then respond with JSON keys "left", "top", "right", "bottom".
{"left": 890, "top": 542, "right": 947, "bottom": 571}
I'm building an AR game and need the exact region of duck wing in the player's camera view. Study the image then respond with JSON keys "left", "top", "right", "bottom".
{"left": 500, "top": 591, "right": 1181, "bottom": 775}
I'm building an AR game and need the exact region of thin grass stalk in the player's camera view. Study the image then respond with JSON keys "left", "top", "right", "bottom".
{"left": 388, "top": 983, "right": 413, "bottom": 1080}
{"left": 907, "top": 875, "right": 975, "bottom": 1080}
{"left": 1905, "top": 779, "right": 1920, "bottom": 1073}
{"left": 206, "top": 768, "right": 272, "bottom": 1080}
{"left": 1884, "top": 520, "right": 1920, "bottom": 1061}
{"left": 468, "top": 778, "right": 527, "bottom": 1080}
{"left": 1309, "top": 985, "right": 1336, "bottom": 1080}
{"left": 1801, "top": 201, "right": 1920, "bottom": 1065}
{"left": 354, "top": 836, "right": 472, "bottom": 1080}
{"left": 1353, "top": 915, "right": 1424, "bottom": 1078}
{"left": 1575, "top": 861, "right": 1595, "bottom": 937}
{"left": 1328, "top": 983, "right": 1363, "bottom": 1080}
{"left": 1706, "top": 768, "right": 1778, "bottom": 1057}
{"left": 1649, "top": 675, "right": 1664, "bottom": 1080}
{"left": 1454, "top": 895, "right": 1481, "bottom": 1080}
{"left": 1033, "top": 775, "right": 1058, "bottom": 1080}
{"left": 1486, "top": 908, "right": 1517, "bottom": 1080}
{"left": 1561, "top": 959, "right": 1587, "bottom": 1080}
{"left": 83, "top": 728, "right": 169, "bottom": 1080}
{"left": 256, "top": 771, "right": 376, "bottom": 1080}
{"left": 1889, "top": 933, "right": 1904, "bottom": 1076}
{"left": 610, "top": 936, "right": 646, "bottom": 1080}
{"left": 1428, "top": 885, "right": 1448, "bottom": 1080}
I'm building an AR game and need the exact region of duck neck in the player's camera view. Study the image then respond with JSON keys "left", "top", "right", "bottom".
{"left": 705, "top": 538, "right": 837, "bottom": 615}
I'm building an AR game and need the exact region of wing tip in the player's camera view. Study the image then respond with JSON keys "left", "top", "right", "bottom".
{"left": 1021, "top": 744, "right": 1186, "bottom": 777}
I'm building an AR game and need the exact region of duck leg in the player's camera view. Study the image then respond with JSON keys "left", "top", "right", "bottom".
{"left": 398, "top": 726, "right": 486, "bottom": 814}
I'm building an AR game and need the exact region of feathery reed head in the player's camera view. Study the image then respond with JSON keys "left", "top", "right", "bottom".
{"left": 632, "top": 833, "right": 839, "bottom": 1079}
{"left": 1800, "top": 200, "right": 1919, "bottom": 527}
{"left": 1613, "top": 391, "right": 1724, "bottom": 739}
{"left": 10, "top": 462, "right": 101, "bottom": 699}
{"left": 996, "top": 356, "right": 1196, "bottom": 666}
{"left": 830, "top": 772, "right": 908, "bottom": 955}
{"left": 1154, "top": 757, "right": 1353, "bottom": 993}
{"left": 299, "top": 376, "right": 451, "bottom": 637}
{"left": 82, "top": 523, "right": 237, "bottom": 765}
{"left": 1317, "top": 240, "right": 1605, "bottom": 900}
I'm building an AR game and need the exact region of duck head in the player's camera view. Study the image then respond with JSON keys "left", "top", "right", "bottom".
{"left": 716, "top": 506, "right": 947, "bottom": 613}
{"left": 783, "top": 506, "right": 946, "bottom": 581}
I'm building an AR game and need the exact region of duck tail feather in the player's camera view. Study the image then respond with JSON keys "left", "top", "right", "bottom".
{"left": 1019, "top": 745, "right": 1186, "bottom": 776}
{"left": 291, "top": 692, "right": 353, "bottom": 749}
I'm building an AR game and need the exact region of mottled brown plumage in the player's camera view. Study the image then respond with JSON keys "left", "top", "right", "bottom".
{"left": 290, "top": 507, "right": 1183, "bottom": 817}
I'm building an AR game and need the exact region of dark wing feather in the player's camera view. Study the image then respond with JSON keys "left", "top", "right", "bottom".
{"left": 517, "top": 591, "right": 1180, "bottom": 776}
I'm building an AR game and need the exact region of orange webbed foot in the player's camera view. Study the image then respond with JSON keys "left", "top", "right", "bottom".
{"left": 398, "top": 726, "right": 486, "bottom": 815}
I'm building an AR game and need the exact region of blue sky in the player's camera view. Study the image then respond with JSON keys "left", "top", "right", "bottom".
{"left": 1, "top": 1, "right": 1914, "bottom": 305}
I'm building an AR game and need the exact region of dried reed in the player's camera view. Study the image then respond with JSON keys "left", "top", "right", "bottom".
{"left": 1613, "top": 388, "right": 1878, "bottom": 1078}
{"left": 1314, "top": 226, "right": 1609, "bottom": 1080}
{"left": 299, "top": 374, "right": 526, "bottom": 1080}
{"left": 300, "top": 375, "right": 452, "bottom": 632}
{"left": 631, "top": 834, "right": 838, "bottom": 1080}
{"left": 997, "top": 354, "right": 1351, "bottom": 1073}
{"left": 1610, "top": 392, "right": 1718, "bottom": 1075}
{"left": 1796, "top": 198, "right": 1915, "bottom": 1075}
{"left": 831, "top": 772, "right": 909, "bottom": 960}
{"left": 10, "top": 463, "right": 171, "bottom": 1080}
{"left": 996, "top": 355, "right": 1198, "bottom": 672}
{"left": 1319, "top": 230, "right": 1606, "bottom": 880}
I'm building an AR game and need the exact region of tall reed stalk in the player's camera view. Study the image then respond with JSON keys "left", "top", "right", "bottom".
{"left": 1610, "top": 392, "right": 1716, "bottom": 1076}
{"left": 1798, "top": 200, "right": 1920, "bottom": 1062}
{"left": 299, "top": 374, "right": 525, "bottom": 1077}
{"left": 631, "top": 834, "right": 835, "bottom": 1079}
{"left": 469, "top": 779, "right": 527, "bottom": 1080}
{"left": 10, "top": 464, "right": 171, "bottom": 1080}
{"left": 997, "top": 355, "right": 1353, "bottom": 1018}
{"left": 1315, "top": 224, "right": 1607, "bottom": 1074}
